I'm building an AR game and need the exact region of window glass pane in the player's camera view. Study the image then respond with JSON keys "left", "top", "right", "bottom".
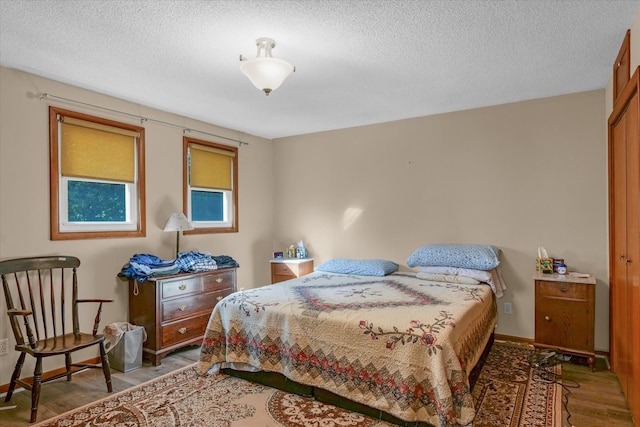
{"left": 191, "top": 190, "right": 224, "bottom": 221}
{"left": 68, "top": 180, "right": 126, "bottom": 222}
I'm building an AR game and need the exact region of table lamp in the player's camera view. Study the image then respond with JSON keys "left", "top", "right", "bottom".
{"left": 163, "top": 212, "right": 194, "bottom": 258}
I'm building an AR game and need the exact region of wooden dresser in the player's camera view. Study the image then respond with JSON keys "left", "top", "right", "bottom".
{"left": 270, "top": 258, "right": 314, "bottom": 283}
{"left": 128, "top": 267, "right": 236, "bottom": 365}
{"left": 533, "top": 272, "right": 596, "bottom": 370}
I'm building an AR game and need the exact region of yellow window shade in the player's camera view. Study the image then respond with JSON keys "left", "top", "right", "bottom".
{"left": 60, "top": 119, "right": 136, "bottom": 183}
{"left": 189, "top": 144, "right": 234, "bottom": 190}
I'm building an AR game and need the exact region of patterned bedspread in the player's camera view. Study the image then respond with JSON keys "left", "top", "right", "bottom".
{"left": 197, "top": 272, "right": 497, "bottom": 427}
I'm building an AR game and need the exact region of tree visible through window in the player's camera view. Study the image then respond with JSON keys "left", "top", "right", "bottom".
{"left": 49, "top": 107, "right": 146, "bottom": 240}
{"left": 67, "top": 181, "right": 126, "bottom": 222}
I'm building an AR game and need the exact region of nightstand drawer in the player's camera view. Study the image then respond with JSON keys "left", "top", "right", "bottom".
{"left": 203, "top": 269, "right": 236, "bottom": 292}
{"left": 272, "top": 263, "right": 297, "bottom": 280}
{"left": 162, "top": 292, "right": 219, "bottom": 321}
{"left": 161, "top": 313, "right": 210, "bottom": 347}
{"left": 161, "top": 276, "right": 201, "bottom": 299}
{"left": 270, "top": 259, "right": 314, "bottom": 284}
{"left": 537, "top": 280, "right": 588, "bottom": 300}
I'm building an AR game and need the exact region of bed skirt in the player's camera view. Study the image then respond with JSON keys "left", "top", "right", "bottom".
{"left": 222, "top": 332, "right": 495, "bottom": 426}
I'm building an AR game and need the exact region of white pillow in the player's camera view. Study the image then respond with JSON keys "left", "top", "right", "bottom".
{"left": 416, "top": 272, "right": 480, "bottom": 285}
{"left": 418, "top": 266, "right": 492, "bottom": 282}
{"left": 418, "top": 266, "right": 506, "bottom": 298}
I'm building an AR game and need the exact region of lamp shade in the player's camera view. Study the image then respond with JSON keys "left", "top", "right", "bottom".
{"left": 240, "top": 37, "right": 294, "bottom": 95}
{"left": 240, "top": 57, "right": 294, "bottom": 94}
{"left": 163, "top": 212, "right": 194, "bottom": 232}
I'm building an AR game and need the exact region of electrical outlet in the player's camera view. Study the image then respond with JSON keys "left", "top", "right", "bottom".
{"left": 0, "top": 338, "right": 8, "bottom": 356}
{"left": 504, "top": 302, "right": 512, "bottom": 315}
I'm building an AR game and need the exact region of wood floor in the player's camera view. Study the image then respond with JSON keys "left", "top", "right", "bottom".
{"left": 0, "top": 346, "right": 634, "bottom": 426}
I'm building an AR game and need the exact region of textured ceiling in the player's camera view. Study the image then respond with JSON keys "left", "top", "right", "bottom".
{"left": 1, "top": 0, "right": 638, "bottom": 139}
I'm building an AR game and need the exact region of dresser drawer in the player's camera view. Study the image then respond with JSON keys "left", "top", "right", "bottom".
{"left": 162, "top": 292, "right": 219, "bottom": 322}
{"left": 537, "top": 280, "right": 588, "bottom": 300}
{"left": 161, "top": 276, "right": 201, "bottom": 299}
{"left": 203, "top": 270, "right": 236, "bottom": 292}
{"left": 161, "top": 313, "right": 210, "bottom": 347}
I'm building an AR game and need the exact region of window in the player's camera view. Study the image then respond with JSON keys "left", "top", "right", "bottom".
{"left": 49, "top": 107, "right": 146, "bottom": 240}
{"left": 183, "top": 137, "right": 238, "bottom": 233}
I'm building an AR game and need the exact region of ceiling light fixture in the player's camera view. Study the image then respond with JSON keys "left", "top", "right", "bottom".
{"left": 240, "top": 37, "right": 295, "bottom": 96}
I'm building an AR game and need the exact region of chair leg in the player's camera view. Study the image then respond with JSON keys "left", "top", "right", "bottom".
{"left": 65, "top": 352, "right": 72, "bottom": 381}
{"left": 99, "top": 341, "right": 113, "bottom": 393}
{"left": 5, "top": 352, "right": 26, "bottom": 402}
{"left": 30, "top": 357, "right": 43, "bottom": 423}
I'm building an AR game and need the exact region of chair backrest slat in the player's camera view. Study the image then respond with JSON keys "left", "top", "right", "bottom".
{"left": 72, "top": 266, "right": 79, "bottom": 335}
{"left": 37, "top": 269, "right": 47, "bottom": 342}
{"left": 14, "top": 272, "right": 26, "bottom": 309}
{"left": 49, "top": 268, "right": 56, "bottom": 339}
{"left": 60, "top": 267, "right": 66, "bottom": 337}
{"left": 25, "top": 270, "right": 41, "bottom": 343}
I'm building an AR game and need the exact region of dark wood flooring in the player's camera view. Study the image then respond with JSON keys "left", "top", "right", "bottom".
{"left": 0, "top": 346, "right": 634, "bottom": 426}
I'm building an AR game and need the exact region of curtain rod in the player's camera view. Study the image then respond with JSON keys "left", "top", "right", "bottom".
{"left": 38, "top": 92, "right": 249, "bottom": 146}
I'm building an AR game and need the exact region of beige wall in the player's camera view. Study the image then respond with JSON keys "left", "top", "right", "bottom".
{"left": 0, "top": 66, "right": 275, "bottom": 386}
{"left": 272, "top": 91, "right": 609, "bottom": 351}
{"left": 3, "top": 6, "right": 637, "bottom": 386}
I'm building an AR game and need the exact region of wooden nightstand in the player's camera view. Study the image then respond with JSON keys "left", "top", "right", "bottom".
{"left": 128, "top": 268, "right": 236, "bottom": 365}
{"left": 533, "top": 272, "right": 596, "bottom": 370}
{"left": 270, "top": 258, "right": 314, "bottom": 283}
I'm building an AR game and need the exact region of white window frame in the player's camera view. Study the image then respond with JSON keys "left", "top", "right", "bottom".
{"left": 187, "top": 186, "right": 234, "bottom": 229}
{"left": 59, "top": 176, "right": 139, "bottom": 232}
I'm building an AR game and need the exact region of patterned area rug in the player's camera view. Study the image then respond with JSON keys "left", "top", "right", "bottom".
{"left": 33, "top": 341, "right": 561, "bottom": 427}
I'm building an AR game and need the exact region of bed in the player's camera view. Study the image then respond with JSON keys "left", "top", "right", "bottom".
{"left": 197, "top": 248, "right": 502, "bottom": 427}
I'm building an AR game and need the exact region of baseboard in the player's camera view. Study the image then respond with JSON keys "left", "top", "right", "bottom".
{"left": 494, "top": 334, "right": 533, "bottom": 344}
{"left": 0, "top": 356, "right": 101, "bottom": 395}
{"left": 494, "top": 334, "right": 611, "bottom": 358}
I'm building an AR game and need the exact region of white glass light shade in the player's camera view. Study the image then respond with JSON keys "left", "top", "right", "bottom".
{"left": 240, "top": 57, "right": 294, "bottom": 95}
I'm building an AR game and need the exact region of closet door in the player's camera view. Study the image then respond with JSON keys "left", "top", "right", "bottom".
{"left": 610, "top": 97, "right": 629, "bottom": 388}
{"left": 626, "top": 77, "right": 640, "bottom": 424}
{"left": 609, "top": 66, "right": 640, "bottom": 425}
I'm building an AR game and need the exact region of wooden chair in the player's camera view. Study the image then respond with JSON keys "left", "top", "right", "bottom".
{"left": 0, "top": 256, "right": 113, "bottom": 423}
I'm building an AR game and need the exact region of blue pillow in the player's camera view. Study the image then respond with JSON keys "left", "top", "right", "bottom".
{"left": 406, "top": 244, "right": 501, "bottom": 271}
{"left": 316, "top": 258, "right": 399, "bottom": 276}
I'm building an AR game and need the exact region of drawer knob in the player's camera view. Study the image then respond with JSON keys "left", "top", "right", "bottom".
{"left": 178, "top": 327, "right": 187, "bottom": 334}
{"left": 560, "top": 287, "right": 567, "bottom": 293}
{"left": 179, "top": 284, "right": 187, "bottom": 291}
{"left": 544, "top": 315, "right": 551, "bottom": 321}
{"left": 178, "top": 305, "right": 187, "bottom": 311}
{"left": 216, "top": 277, "right": 223, "bottom": 283}
{"left": 281, "top": 266, "right": 287, "bottom": 270}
